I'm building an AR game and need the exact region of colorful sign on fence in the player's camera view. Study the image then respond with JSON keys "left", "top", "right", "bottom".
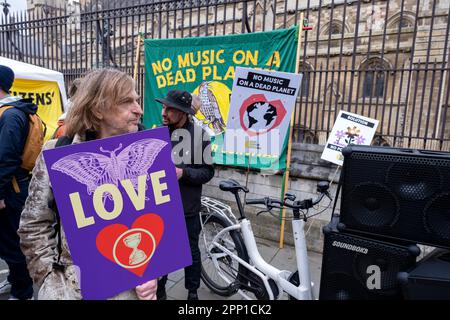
{"left": 43, "top": 127, "right": 191, "bottom": 300}
{"left": 144, "top": 26, "right": 298, "bottom": 170}
{"left": 321, "top": 110, "right": 379, "bottom": 166}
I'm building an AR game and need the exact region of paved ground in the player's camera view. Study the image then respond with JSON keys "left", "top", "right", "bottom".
{"left": 0, "top": 237, "right": 323, "bottom": 300}
{"left": 164, "top": 236, "right": 323, "bottom": 300}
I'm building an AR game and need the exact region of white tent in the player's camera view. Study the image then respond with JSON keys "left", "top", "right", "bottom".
{"left": 0, "top": 56, "right": 68, "bottom": 110}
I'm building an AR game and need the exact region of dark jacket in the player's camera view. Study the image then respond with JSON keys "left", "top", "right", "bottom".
{"left": 170, "top": 120, "right": 215, "bottom": 217}
{"left": 0, "top": 98, "right": 37, "bottom": 200}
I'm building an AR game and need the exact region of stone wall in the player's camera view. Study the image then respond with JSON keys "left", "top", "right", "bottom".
{"left": 202, "top": 143, "right": 341, "bottom": 253}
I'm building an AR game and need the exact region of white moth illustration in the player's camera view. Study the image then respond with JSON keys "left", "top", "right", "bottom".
{"left": 51, "top": 138, "right": 168, "bottom": 199}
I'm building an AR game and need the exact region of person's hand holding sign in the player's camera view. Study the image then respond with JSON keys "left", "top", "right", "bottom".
{"left": 135, "top": 279, "right": 158, "bottom": 300}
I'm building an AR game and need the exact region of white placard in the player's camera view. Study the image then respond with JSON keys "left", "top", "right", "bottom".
{"left": 321, "top": 110, "right": 379, "bottom": 166}
{"left": 223, "top": 67, "right": 302, "bottom": 158}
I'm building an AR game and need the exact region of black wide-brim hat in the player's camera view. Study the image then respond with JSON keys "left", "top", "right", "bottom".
{"left": 155, "top": 89, "right": 195, "bottom": 115}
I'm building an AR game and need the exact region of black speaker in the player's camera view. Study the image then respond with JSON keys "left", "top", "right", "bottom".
{"left": 398, "top": 249, "right": 450, "bottom": 299}
{"left": 319, "top": 216, "right": 420, "bottom": 300}
{"left": 339, "top": 145, "right": 450, "bottom": 248}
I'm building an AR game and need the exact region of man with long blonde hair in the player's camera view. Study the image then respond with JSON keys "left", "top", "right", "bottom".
{"left": 18, "top": 68, "right": 157, "bottom": 300}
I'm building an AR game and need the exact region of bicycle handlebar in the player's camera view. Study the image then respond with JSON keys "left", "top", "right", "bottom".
{"left": 245, "top": 198, "right": 267, "bottom": 205}
{"left": 245, "top": 190, "right": 330, "bottom": 212}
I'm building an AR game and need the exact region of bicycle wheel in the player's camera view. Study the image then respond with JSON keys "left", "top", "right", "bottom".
{"left": 199, "top": 214, "right": 249, "bottom": 296}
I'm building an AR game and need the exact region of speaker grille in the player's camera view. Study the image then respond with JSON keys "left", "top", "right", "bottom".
{"left": 424, "top": 192, "right": 450, "bottom": 241}
{"left": 353, "top": 254, "right": 401, "bottom": 294}
{"left": 347, "top": 182, "right": 400, "bottom": 227}
{"left": 386, "top": 163, "right": 442, "bottom": 201}
{"left": 341, "top": 146, "right": 450, "bottom": 248}
{"left": 323, "top": 273, "right": 368, "bottom": 300}
{"left": 320, "top": 227, "right": 419, "bottom": 300}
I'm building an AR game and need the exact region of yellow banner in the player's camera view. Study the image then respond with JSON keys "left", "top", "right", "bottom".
{"left": 10, "top": 78, "right": 63, "bottom": 141}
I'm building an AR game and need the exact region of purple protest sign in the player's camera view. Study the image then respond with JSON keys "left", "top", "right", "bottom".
{"left": 43, "top": 127, "right": 191, "bottom": 300}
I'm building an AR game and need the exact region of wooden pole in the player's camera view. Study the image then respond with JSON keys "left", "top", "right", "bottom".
{"left": 134, "top": 27, "right": 144, "bottom": 116}
{"left": 279, "top": 13, "right": 304, "bottom": 249}
{"left": 133, "top": 27, "right": 143, "bottom": 82}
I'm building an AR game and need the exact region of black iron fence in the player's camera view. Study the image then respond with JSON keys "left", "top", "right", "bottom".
{"left": 1, "top": 0, "right": 449, "bottom": 150}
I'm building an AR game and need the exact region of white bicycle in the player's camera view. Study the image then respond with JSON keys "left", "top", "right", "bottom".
{"left": 199, "top": 179, "right": 332, "bottom": 300}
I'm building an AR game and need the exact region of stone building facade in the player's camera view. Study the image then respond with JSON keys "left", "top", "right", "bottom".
{"left": 14, "top": 0, "right": 450, "bottom": 251}
{"left": 20, "top": 0, "right": 450, "bottom": 151}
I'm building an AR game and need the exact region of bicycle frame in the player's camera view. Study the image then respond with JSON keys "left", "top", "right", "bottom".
{"left": 204, "top": 206, "right": 314, "bottom": 300}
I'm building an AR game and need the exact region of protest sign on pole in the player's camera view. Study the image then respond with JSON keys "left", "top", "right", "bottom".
{"left": 223, "top": 67, "right": 301, "bottom": 168}
{"left": 321, "top": 110, "right": 379, "bottom": 166}
{"left": 43, "top": 127, "right": 191, "bottom": 299}
{"left": 144, "top": 26, "right": 298, "bottom": 170}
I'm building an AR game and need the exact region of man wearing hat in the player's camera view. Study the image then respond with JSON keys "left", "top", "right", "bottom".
{"left": 0, "top": 65, "right": 35, "bottom": 300}
{"left": 155, "top": 90, "right": 215, "bottom": 300}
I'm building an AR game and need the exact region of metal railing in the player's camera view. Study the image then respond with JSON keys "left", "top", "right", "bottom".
{"left": 1, "top": 0, "right": 449, "bottom": 150}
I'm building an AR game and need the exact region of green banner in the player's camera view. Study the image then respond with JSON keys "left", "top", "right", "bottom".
{"left": 144, "top": 26, "right": 298, "bottom": 170}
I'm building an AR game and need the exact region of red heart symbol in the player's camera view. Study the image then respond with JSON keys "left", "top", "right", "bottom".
{"left": 96, "top": 214, "right": 164, "bottom": 277}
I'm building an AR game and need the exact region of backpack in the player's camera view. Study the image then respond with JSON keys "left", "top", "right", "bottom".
{"left": 0, "top": 105, "right": 46, "bottom": 172}
{"left": 52, "top": 135, "right": 74, "bottom": 271}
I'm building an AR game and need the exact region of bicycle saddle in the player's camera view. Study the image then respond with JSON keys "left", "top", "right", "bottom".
{"left": 219, "top": 179, "right": 249, "bottom": 193}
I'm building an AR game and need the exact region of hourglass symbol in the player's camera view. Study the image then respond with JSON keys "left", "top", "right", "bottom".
{"left": 123, "top": 233, "right": 147, "bottom": 265}
{"left": 113, "top": 228, "right": 155, "bottom": 269}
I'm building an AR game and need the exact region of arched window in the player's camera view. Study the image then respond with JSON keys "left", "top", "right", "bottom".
{"left": 320, "top": 20, "right": 348, "bottom": 36}
{"left": 330, "top": 23, "right": 342, "bottom": 35}
{"left": 299, "top": 62, "right": 313, "bottom": 99}
{"left": 399, "top": 18, "right": 413, "bottom": 29}
{"left": 360, "top": 58, "right": 391, "bottom": 99}
{"left": 386, "top": 12, "right": 415, "bottom": 31}
{"left": 363, "top": 68, "right": 385, "bottom": 98}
